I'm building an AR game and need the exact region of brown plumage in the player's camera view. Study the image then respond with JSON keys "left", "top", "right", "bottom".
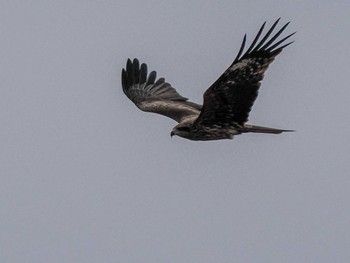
{"left": 122, "top": 19, "right": 295, "bottom": 141}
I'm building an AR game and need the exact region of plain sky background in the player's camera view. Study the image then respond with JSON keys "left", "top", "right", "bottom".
{"left": 1, "top": 1, "right": 350, "bottom": 262}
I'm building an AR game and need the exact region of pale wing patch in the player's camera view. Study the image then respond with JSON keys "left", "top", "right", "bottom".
{"left": 138, "top": 100, "right": 200, "bottom": 123}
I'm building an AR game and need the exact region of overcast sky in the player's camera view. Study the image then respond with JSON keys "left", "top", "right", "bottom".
{"left": 1, "top": 1, "right": 350, "bottom": 262}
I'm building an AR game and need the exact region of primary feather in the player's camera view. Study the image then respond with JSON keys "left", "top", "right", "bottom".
{"left": 121, "top": 19, "right": 295, "bottom": 141}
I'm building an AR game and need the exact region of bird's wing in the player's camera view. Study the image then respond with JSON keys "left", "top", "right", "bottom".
{"left": 194, "top": 19, "right": 295, "bottom": 128}
{"left": 122, "top": 58, "right": 201, "bottom": 123}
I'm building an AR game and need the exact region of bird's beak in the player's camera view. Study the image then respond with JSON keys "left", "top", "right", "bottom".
{"left": 170, "top": 131, "right": 175, "bottom": 137}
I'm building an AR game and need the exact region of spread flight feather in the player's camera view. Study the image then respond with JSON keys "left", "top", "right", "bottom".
{"left": 122, "top": 19, "right": 295, "bottom": 141}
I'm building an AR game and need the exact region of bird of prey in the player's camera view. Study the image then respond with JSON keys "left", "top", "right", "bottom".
{"left": 122, "top": 19, "right": 295, "bottom": 141}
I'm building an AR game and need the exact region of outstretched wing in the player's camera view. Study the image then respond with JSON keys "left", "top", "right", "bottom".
{"left": 122, "top": 58, "right": 201, "bottom": 123}
{"left": 194, "top": 19, "right": 295, "bottom": 128}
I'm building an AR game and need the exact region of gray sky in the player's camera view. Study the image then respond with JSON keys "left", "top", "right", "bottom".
{"left": 1, "top": 1, "right": 350, "bottom": 262}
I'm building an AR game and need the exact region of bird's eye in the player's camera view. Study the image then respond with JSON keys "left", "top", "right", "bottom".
{"left": 177, "top": 126, "right": 191, "bottom": 132}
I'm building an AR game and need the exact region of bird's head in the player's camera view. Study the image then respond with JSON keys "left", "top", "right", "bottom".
{"left": 171, "top": 123, "right": 193, "bottom": 139}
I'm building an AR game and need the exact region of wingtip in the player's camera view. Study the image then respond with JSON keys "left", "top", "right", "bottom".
{"left": 279, "top": 40, "right": 295, "bottom": 49}
{"left": 127, "top": 58, "right": 142, "bottom": 66}
{"left": 233, "top": 34, "right": 247, "bottom": 62}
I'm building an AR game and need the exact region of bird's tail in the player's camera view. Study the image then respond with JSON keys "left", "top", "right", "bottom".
{"left": 239, "top": 124, "right": 295, "bottom": 134}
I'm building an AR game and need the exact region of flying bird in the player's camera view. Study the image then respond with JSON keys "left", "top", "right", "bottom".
{"left": 122, "top": 19, "right": 295, "bottom": 141}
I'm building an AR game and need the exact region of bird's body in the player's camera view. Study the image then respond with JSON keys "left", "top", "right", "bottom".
{"left": 122, "top": 19, "right": 295, "bottom": 141}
